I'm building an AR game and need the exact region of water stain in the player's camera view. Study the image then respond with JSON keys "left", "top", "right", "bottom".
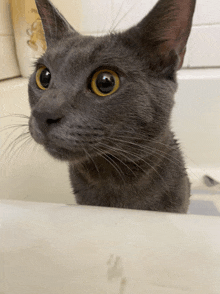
{"left": 107, "top": 255, "right": 123, "bottom": 281}
{"left": 119, "top": 277, "right": 127, "bottom": 294}
{"left": 107, "top": 255, "right": 127, "bottom": 294}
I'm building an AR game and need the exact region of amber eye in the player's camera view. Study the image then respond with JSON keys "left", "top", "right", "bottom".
{"left": 36, "top": 66, "right": 51, "bottom": 90}
{"left": 91, "top": 69, "right": 120, "bottom": 97}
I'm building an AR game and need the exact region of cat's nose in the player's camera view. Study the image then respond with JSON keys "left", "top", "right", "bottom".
{"left": 31, "top": 96, "right": 66, "bottom": 133}
{"left": 32, "top": 108, "right": 64, "bottom": 133}
{"left": 32, "top": 109, "right": 63, "bottom": 126}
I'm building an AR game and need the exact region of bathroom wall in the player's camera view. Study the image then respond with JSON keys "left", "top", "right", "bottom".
{"left": 1, "top": 0, "right": 219, "bottom": 79}
{"left": 77, "top": 0, "right": 220, "bottom": 68}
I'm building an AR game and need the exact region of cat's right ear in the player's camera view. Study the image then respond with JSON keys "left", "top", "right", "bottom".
{"left": 35, "top": 0, "right": 79, "bottom": 46}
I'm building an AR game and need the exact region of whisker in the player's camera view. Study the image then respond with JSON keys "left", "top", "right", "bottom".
{"left": 107, "top": 136, "right": 199, "bottom": 190}
{"left": 0, "top": 124, "right": 28, "bottom": 133}
{"left": 115, "top": 131, "right": 175, "bottom": 148}
{"left": 0, "top": 125, "right": 29, "bottom": 151}
{"left": 111, "top": 2, "right": 137, "bottom": 32}
{"left": 100, "top": 0, "right": 113, "bottom": 35}
{"left": 83, "top": 147, "right": 100, "bottom": 176}
{"left": 100, "top": 137, "right": 174, "bottom": 195}
{"left": 112, "top": 132, "right": 203, "bottom": 181}
{"left": 119, "top": 130, "right": 189, "bottom": 154}
{"left": 109, "top": 0, "right": 126, "bottom": 32}
{"left": 95, "top": 140, "right": 169, "bottom": 195}
{"left": 0, "top": 113, "right": 29, "bottom": 119}
{"left": 108, "top": 138, "right": 170, "bottom": 196}
{"left": 7, "top": 136, "right": 33, "bottom": 166}
{"left": 109, "top": 131, "right": 193, "bottom": 163}
{"left": 92, "top": 145, "right": 126, "bottom": 185}
{"left": 97, "top": 142, "right": 138, "bottom": 178}
{"left": 107, "top": 136, "right": 181, "bottom": 165}
{"left": 122, "top": 148, "right": 170, "bottom": 194}
{"left": 2, "top": 132, "right": 30, "bottom": 162}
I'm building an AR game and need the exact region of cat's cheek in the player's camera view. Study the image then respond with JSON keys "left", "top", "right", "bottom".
{"left": 29, "top": 116, "right": 47, "bottom": 145}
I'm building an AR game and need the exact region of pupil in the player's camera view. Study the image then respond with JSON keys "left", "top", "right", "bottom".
{"left": 96, "top": 72, "right": 115, "bottom": 94}
{"left": 40, "top": 68, "right": 51, "bottom": 88}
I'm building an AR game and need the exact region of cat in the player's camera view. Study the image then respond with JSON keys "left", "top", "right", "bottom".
{"left": 28, "top": 0, "right": 196, "bottom": 213}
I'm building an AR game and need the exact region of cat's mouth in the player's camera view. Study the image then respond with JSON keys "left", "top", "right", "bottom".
{"left": 44, "top": 143, "right": 86, "bottom": 162}
{"left": 29, "top": 116, "right": 98, "bottom": 162}
{"left": 30, "top": 129, "right": 87, "bottom": 162}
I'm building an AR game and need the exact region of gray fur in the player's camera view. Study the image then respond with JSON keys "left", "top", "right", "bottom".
{"left": 29, "top": 0, "right": 196, "bottom": 213}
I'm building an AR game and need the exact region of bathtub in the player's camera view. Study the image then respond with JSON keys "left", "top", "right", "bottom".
{"left": 0, "top": 69, "right": 220, "bottom": 293}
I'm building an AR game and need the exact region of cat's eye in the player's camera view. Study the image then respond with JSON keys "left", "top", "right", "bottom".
{"left": 36, "top": 66, "right": 51, "bottom": 90}
{"left": 91, "top": 69, "right": 120, "bottom": 97}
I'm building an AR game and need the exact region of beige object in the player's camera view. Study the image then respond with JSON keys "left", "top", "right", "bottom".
{"left": 0, "top": 0, "right": 20, "bottom": 80}
{"left": 9, "top": 0, "right": 46, "bottom": 77}
{"left": 9, "top": 0, "right": 82, "bottom": 77}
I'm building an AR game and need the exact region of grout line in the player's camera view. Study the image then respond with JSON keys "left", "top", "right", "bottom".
{"left": 182, "top": 66, "right": 220, "bottom": 70}
{"left": 192, "top": 23, "right": 220, "bottom": 27}
{"left": 82, "top": 23, "right": 220, "bottom": 36}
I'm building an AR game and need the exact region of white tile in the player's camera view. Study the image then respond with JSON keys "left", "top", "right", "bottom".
{"left": 79, "top": 0, "right": 220, "bottom": 34}
{"left": 182, "top": 29, "right": 195, "bottom": 68}
{"left": 149, "top": 0, "right": 220, "bottom": 26}
{"left": 187, "top": 25, "right": 220, "bottom": 67}
{"left": 0, "top": 0, "right": 13, "bottom": 35}
{"left": 151, "top": 0, "right": 220, "bottom": 26}
{"left": 80, "top": 0, "right": 112, "bottom": 34}
{"left": 0, "top": 36, "right": 20, "bottom": 80}
{"left": 182, "top": 47, "right": 190, "bottom": 68}
{"left": 193, "top": 0, "right": 220, "bottom": 26}
{"left": 111, "top": 0, "right": 154, "bottom": 32}
{"left": 150, "top": 0, "right": 158, "bottom": 6}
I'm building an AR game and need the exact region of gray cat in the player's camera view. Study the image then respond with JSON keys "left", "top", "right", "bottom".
{"left": 29, "top": 0, "right": 196, "bottom": 213}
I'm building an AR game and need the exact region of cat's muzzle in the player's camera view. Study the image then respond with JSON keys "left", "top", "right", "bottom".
{"left": 29, "top": 116, "right": 47, "bottom": 145}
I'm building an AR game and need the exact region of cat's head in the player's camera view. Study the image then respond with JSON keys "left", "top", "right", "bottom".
{"left": 29, "top": 0, "right": 195, "bottom": 162}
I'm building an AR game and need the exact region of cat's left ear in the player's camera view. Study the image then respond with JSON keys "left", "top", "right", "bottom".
{"left": 125, "top": 0, "right": 196, "bottom": 72}
{"left": 35, "top": 0, "right": 79, "bottom": 46}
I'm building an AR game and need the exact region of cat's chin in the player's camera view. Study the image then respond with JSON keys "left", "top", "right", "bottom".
{"left": 44, "top": 144, "right": 86, "bottom": 163}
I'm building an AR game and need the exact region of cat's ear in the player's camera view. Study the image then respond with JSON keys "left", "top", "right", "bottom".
{"left": 127, "top": 0, "right": 196, "bottom": 71}
{"left": 35, "top": 0, "right": 79, "bottom": 46}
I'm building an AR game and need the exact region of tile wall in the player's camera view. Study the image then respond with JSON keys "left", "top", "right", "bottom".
{"left": 0, "top": 0, "right": 219, "bottom": 79}
{"left": 78, "top": 0, "right": 220, "bottom": 68}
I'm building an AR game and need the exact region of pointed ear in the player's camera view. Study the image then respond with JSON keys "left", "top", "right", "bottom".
{"left": 127, "top": 0, "right": 196, "bottom": 72}
{"left": 35, "top": 0, "right": 79, "bottom": 46}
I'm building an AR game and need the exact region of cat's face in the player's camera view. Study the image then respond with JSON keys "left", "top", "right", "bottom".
{"left": 29, "top": 0, "right": 195, "bottom": 163}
